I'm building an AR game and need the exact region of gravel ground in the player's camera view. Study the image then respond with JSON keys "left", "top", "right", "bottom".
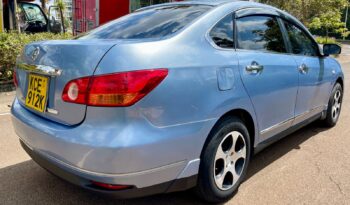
{"left": 0, "top": 91, "right": 15, "bottom": 114}
{"left": 0, "top": 46, "right": 349, "bottom": 204}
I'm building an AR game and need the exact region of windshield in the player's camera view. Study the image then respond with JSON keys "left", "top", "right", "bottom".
{"left": 21, "top": 3, "right": 46, "bottom": 23}
{"left": 79, "top": 5, "right": 212, "bottom": 40}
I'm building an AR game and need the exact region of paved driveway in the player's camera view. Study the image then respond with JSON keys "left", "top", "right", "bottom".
{"left": 0, "top": 45, "right": 349, "bottom": 204}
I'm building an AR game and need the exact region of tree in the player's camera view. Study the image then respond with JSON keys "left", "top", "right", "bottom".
{"left": 259, "top": 0, "right": 350, "bottom": 39}
{"left": 55, "top": 0, "right": 66, "bottom": 33}
{"left": 259, "top": 0, "right": 349, "bottom": 26}
{"left": 14, "top": 0, "right": 21, "bottom": 33}
{"left": 309, "top": 10, "right": 350, "bottom": 41}
{"left": 40, "top": 0, "right": 48, "bottom": 14}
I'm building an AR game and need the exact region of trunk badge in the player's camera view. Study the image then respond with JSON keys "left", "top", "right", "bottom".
{"left": 31, "top": 47, "right": 40, "bottom": 61}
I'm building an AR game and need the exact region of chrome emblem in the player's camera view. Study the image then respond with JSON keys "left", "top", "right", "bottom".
{"left": 31, "top": 47, "right": 40, "bottom": 61}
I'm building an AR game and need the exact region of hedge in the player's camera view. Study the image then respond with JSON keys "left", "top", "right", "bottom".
{"left": 315, "top": 36, "right": 340, "bottom": 45}
{"left": 0, "top": 32, "right": 72, "bottom": 85}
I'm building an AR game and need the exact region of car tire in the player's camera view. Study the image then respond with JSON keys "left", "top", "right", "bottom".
{"left": 322, "top": 83, "right": 343, "bottom": 127}
{"left": 195, "top": 116, "right": 251, "bottom": 203}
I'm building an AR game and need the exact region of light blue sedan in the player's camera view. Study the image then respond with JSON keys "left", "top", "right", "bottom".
{"left": 12, "top": 0, "right": 343, "bottom": 203}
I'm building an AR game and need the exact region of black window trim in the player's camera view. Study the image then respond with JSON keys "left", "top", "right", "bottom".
{"left": 277, "top": 17, "right": 293, "bottom": 54}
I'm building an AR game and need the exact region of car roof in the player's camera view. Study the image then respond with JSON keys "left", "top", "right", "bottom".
{"left": 179, "top": 1, "right": 309, "bottom": 31}
{"left": 138, "top": 0, "right": 275, "bottom": 12}
{"left": 137, "top": 0, "right": 311, "bottom": 39}
{"left": 181, "top": 0, "right": 247, "bottom": 6}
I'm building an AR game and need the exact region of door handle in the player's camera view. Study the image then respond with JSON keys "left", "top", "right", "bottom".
{"left": 298, "top": 64, "right": 309, "bottom": 74}
{"left": 246, "top": 61, "right": 264, "bottom": 73}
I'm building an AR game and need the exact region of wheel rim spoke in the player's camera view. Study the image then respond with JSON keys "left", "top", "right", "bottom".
{"left": 336, "top": 102, "right": 341, "bottom": 110}
{"left": 227, "top": 163, "right": 240, "bottom": 184}
{"left": 215, "top": 171, "right": 226, "bottom": 188}
{"left": 232, "top": 145, "right": 246, "bottom": 162}
{"left": 231, "top": 132, "right": 240, "bottom": 149}
{"left": 215, "top": 145, "right": 227, "bottom": 160}
{"left": 335, "top": 91, "right": 341, "bottom": 102}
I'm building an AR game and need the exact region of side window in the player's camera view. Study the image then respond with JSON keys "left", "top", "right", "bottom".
{"left": 283, "top": 21, "right": 318, "bottom": 56}
{"left": 236, "top": 15, "right": 286, "bottom": 53}
{"left": 209, "top": 15, "right": 234, "bottom": 49}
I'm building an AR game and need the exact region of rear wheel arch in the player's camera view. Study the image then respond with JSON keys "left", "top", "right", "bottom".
{"left": 336, "top": 77, "right": 344, "bottom": 89}
{"left": 196, "top": 109, "right": 254, "bottom": 202}
{"left": 201, "top": 109, "right": 255, "bottom": 159}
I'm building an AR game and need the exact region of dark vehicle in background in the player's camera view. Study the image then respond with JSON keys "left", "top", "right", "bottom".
{"left": 2, "top": 0, "right": 61, "bottom": 33}
{"left": 2, "top": 0, "right": 182, "bottom": 34}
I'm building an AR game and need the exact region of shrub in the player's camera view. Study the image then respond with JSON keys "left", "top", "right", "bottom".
{"left": 315, "top": 36, "right": 340, "bottom": 45}
{"left": 0, "top": 32, "right": 72, "bottom": 84}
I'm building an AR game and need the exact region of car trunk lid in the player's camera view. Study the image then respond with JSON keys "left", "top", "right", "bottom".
{"left": 15, "top": 40, "right": 116, "bottom": 126}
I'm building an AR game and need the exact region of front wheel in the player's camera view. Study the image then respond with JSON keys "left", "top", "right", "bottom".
{"left": 195, "top": 117, "right": 251, "bottom": 203}
{"left": 322, "top": 83, "right": 343, "bottom": 127}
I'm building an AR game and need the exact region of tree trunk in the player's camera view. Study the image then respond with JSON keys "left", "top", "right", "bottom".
{"left": 40, "top": 0, "right": 47, "bottom": 14}
{"left": 59, "top": 8, "right": 66, "bottom": 33}
{"left": 0, "top": 0, "right": 3, "bottom": 32}
{"left": 345, "top": 5, "right": 349, "bottom": 40}
{"left": 301, "top": 0, "right": 307, "bottom": 25}
{"left": 13, "top": 0, "right": 20, "bottom": 33}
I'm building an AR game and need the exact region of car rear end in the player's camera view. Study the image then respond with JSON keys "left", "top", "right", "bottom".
{"left": 11, "top": 3, "right": 217, "bottom": 197}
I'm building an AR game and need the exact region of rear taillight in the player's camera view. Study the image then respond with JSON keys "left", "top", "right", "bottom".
{"left": 62, "top": 69, "right": 168, "bottom": 107}
{"left": 13, "top": 70, "right": 18, "bottom": 87}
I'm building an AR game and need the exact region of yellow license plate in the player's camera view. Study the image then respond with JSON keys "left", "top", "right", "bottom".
{"left": 25, "top": 74, "right": 49, "bottom": 113}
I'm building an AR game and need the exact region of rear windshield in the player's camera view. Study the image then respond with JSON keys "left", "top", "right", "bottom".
{"left": 78, "top": 5, "right": 212, "bottom": 40}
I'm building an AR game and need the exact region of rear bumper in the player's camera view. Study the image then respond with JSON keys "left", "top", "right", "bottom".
{"left": 12, "top": 98, "right": 216, "bottom": 192}
{"left": 20, "top": 139, "right": 197, "bottom": 198}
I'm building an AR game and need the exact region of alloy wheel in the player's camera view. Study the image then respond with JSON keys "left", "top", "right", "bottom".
{"left": 332, "top": 90, "right": 342, "bottom": 120}
{"left": 213, "top": 131, "right": 247, "bottom": 191}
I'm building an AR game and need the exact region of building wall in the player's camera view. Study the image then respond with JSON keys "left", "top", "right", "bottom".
{"left": 54, "top": 0, "right": 72, "bottom": 20}
{"left": 64, "top": 0, "right": 72, "bottom": 20}
{"left": 99, "top": 0, "right": 129, "bottom": 26}
{"left": 73, "top": 0, "right": 180, "bottom": 35}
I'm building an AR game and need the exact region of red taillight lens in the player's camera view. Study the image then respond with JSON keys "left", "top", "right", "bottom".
{"left": 91, "top": 181, "right": 132, "bottom": 190}
{"left": 88, "top": 69, "right": 168, "bottom": 106}
{"left": 62, "top": 69, "right": 168, "bottom": 107}
{"left": 13, "top": 70, "right": 18, "bottom": 87}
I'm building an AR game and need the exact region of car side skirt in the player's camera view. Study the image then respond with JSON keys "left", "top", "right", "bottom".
{"left": 254, "top": 112, "right": 323, "bottom": 155}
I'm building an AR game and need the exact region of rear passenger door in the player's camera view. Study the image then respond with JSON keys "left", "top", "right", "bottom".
{"left": 235, "top": 15, "right": 299, "bottom": 141}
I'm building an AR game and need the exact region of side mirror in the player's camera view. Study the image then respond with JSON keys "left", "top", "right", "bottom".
{"left": 323, "top": 44, "right": 341, "bottom": 56}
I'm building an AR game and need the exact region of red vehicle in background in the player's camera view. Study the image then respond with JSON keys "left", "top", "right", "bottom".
{"left": 73, "top": 0, "right": 183, "bottom": 35}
